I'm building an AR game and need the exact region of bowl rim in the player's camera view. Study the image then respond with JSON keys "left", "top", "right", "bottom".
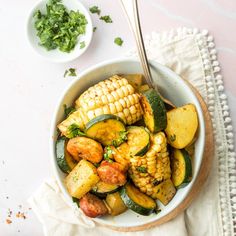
{"left": 26, "top": 0, "right": 93, "bottom": 63}
{"left": 50, "top": 57, "right": 206, "bottom": 228}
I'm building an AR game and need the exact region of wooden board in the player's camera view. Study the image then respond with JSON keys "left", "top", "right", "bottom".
{"left": 97, "top": 84, "right": 214, "bottom": 232}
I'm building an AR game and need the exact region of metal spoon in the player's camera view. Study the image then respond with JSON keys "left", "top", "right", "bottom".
{"left": 120, "top": 0, "right": 175, "bottom": 108}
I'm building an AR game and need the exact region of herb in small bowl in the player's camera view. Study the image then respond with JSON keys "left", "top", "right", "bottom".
{"left": 27, "top": 0, "right": 93, "bottom": 62}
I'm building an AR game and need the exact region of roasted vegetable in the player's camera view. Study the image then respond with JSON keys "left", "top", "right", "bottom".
{"left": 171, "top": 149, "right": 192, "bottom": 188}
{"left": 80, "top": 193, "right": 108, "bottom": 218}
{"left": 57, "top": 75, "right": 143, "bottom": 136}
{"left": 152, "top": 179, "right": 176, "bottom": 205}
{"left": 65, "top": 160, "right": 100, "bottom": 199}
{"left": 140, "top": 89, "right": 167, "bottom": 133}
{"left": 121, "top": 74, "right": 143, "bottom": 91}
{"left": 56, "top": 136, "right": 77, "bottom": 173}
{"left": 138, "top": 84, "right": 150, "bottom": 93}
{"left": 85, "top": 114, "right": 126, "bottom": 146}
{"left": 106, "top": 146, "right": 129, "bottom": 171}
{"left": 97, "top": 161, "right": 127, "bottom": 186}
{"left": 165, "top": 104, "right": 198, "bottom": 149}
{"left": 127, "top": 126, "right": 150, "bottom": 156}
{"left": 129, "top": 132, "right": 171, "bottom": 198}
{"left": 67, "top": 137, "right": 103, "bottom": 163}
{"left": 120, "top": 183, "right": 157, "bottom": 216}
{"left": 91, "top": 181, "right": 120, "bottom": 198}
{"left": 106, "top": 192, "right": 127, "bottom": 216}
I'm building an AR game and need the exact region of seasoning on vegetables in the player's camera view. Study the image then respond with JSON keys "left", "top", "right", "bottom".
{"left": 33, "top": 0, "right": 88, "bottom": 53}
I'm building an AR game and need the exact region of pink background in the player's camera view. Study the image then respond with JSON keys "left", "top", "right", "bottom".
{"left": 0, "top": 0, "right": 235, "bottom": 235}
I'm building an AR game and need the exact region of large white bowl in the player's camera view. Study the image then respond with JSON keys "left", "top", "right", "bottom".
{"left": 27, "top": 0, "right": 93, "bottom": 63}
{"left": 50, "top": 58, "right": 205, "bottom": 229}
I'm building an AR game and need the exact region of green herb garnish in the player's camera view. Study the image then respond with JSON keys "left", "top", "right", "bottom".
{"left": 94, "top": 163, "right": 100, "bottom": 168}
{"left": 67, "top": 124, "right": 85, "bottom": 138}
{"left": 114, "top": 37, "right": 123, "bottom": 46}
{"left": 170, "top": 134, "right": 176, "bottom": 142}
{"left": 80, "top": 41, "right": 86, "bottom": 49}
{"left": 33, "top": 0, "right": 88, "bottom": 53}
{"left": 63, "top": 104, "right": 76, "bottom": 117}
{"left": 93, "top": 27, "right": 97, "bottom": 32}
{"left": 89, "top": 6, "right": 101, "bottom": 15}
{"left": 103, "top": 146, "right": 113, "bottom": 163}
{"left": 112, "top": 131, "right": 128, "bottom": 147}
{"left": 100, "top": 15, "right": 112, "bottom": 23}
{"left": 136, "top": 166, "right": 147, "bottom": 173}
{"left": 72, "top": 197, "right": 80, "bottom": 208}
{"left": 64, "top": 68, "right": 77, "bottom": 77}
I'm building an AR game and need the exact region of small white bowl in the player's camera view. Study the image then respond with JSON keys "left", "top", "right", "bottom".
{"left": 50, "top": 58, "right": 206, "bottom": 230}
{"left": 27, "top": 0, "right": 93, "bottom": 63}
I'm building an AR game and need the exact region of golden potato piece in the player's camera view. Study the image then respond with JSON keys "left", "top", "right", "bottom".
{"left": 165, "top": 104, "right": 198, "bottom": 149}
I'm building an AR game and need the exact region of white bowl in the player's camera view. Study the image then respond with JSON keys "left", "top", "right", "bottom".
{"left": 27, "top": 0, "right": 93, "bottom": 63}
{"left": 50, "top": 58, "right": 205, "bottom": 229}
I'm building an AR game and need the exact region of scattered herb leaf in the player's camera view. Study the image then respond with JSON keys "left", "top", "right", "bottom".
{"left": 112, "top": 131, "right": 128, "bottom": 147}
{"left": 63, "top": 104, "right": 76, "bottom": 117}
{"left": 67, "top": 123, "right": 85, "bottom": 138}
{"left": 80, "top": 41, "right": 86, "bottom": 49}
{"left": 64, "top": 68, "right": 77, "bottom": 77}
{"left": 94, "top": 163, "right": 100, "bottom": 168}
{"left": 33, "top": 0, "right": 88, "bottom": 53}
{"left": 93, "top": 27, "right": 97, "bottom": 32}
{"left": 103, "top": 146, "right": 113, "bottom": 162}
{"left": 114, "top": 37, "right": 123, "bottom": 46}
{"left": 100, "top": 15, "right": 112, "bottom": 23}
{"left": 136, "top": 166, "right": 147, "bottom": 173}
{"left": 72, "top": 197, "right": 80, "bottom": 208}
{"left": 170, "top": 134, "right": 176, "bottom": 142}
{"left": 89, "top": 6, "right": 101, "bottom": 15}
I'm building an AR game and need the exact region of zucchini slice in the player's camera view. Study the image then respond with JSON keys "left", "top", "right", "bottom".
{"left": 127, "top": 126, "right": 150, "bottom": 156}
{"left": 56, "top": 137, "right": 77, "bottom": 173}
{"left": 120, "top": 183, "right": 157, "bottom": 216}
{"left": 91, "top": 181, "right": 120, "bottom": 198}
{"left": 154, "top": 179, "right": 176, "bottom": 205}
{"left": 140, "top": 89, "right": 167, "bottom": 133}
{"left": 85, "top": 114, "right": 126, "bottom": 146}
{"left": 171, "top": 149, "right": 192, "bottom": 188}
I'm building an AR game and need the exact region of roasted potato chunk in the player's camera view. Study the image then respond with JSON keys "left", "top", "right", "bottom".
{"left": 65, "top": 160, "right": 100, "bottom": 199}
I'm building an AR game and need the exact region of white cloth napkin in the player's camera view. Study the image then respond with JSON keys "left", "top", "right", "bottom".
{"left": 28, "top": 28, "right": 236, "bottom": 236}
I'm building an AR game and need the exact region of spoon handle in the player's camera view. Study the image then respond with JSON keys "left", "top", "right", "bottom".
{"left": 120, "top": 0, "right": 154, "bottom": 88}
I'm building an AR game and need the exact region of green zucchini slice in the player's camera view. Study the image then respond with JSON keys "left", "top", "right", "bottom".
{"left": 56, "top": 137, "right": 77, "bottom": 173}
{"left": 85, "top": 114, "right": 126, "bottom": 146}
{"left": 127, "top": 126, "right": 150, "bottom": 156}
{"left": 171, "top": 149, "right": 192, "bottom": 188}
{"left": 120, "top": 183, "right": 157, "bottom": 216}
{"left": 140, "top": 89, "right": 167, "bottom": 133}
{"left": 91, "top": 181, "right": 120, "bottom": 198}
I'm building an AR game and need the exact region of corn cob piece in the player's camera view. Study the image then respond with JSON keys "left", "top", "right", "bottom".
{"left": 129, "top": 132, "right": 171, "bottom": 199}
{"left": 58, "top": 75, "right": 143, "bottom": 136}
